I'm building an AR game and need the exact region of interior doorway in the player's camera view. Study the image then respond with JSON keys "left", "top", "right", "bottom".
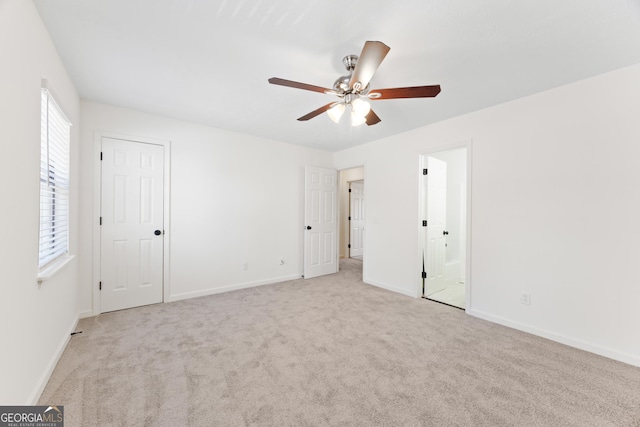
{"left": 100, "top": 137, "right": 165, "bottom": 313}
{"left": 420, "top": 146, "right": 469, "bottom": 309}
{"left": 338, "top": 167, "right": 365, "bottom": 262}
{"left": 92, "top": 132, "right": 171, "bottom": 316}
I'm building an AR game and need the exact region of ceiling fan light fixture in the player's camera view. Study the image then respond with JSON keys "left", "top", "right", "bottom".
{"left": 327, "top": 103, "right": 346, "bottom": 123}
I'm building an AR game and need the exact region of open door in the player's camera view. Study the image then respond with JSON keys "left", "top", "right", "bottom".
{"left": 349, "top": 181, "right": 365, "bottom": 258}
{"left": 304, "top": 166, "right": 338, "bottom": 279}
{"left": 424, "top": 156, "right": 447, "bottom": 296}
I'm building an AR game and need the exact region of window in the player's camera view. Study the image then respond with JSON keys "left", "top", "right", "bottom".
{"left": 39, "top": 87, "right": 71, "bottom": 269}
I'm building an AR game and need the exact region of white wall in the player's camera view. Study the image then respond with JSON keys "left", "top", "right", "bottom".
{"left": 79, "top": 101, "right": 333, "bottom": 312}
{"left": 334, "top": 64, "right": 640, "bottom": 366}
{"left": 338, "top": 167, "right": 364, "bottom": 258}
{"left": 0, "top": 1, "right": 81, "bottom": 404}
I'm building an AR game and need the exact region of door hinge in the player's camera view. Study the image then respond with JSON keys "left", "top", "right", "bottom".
{"left": 99, "top": 281, "right": 102, "bottom": 290}
{"left": 421, "top": 271, "right": 427, "bottom": 279}
{"left": 100, "top": 152, "right": 103, "bottom": 161}
{"left": 423, "top": 168, "right": 428, "bottom": 175}
{"left": 348, "top": 188, "right": 352, "bottom": 192}
{"left": 422, "top": 220, "right": 427, "bottom": 227}
{"left": 348, "top": 216, "right": 351, "bottom": 221}
{"left": 99, "top": 217, "right": 102, "bottom": 225}
{"left": 348, "top": 244, "right": 351, "bottom": 248}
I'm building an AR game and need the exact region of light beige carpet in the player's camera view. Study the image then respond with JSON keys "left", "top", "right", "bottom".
{"left": 39, "top": 259, "right": 640, "bottom": 426}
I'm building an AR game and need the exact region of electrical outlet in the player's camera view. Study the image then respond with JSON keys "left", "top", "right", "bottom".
{"left": 520, "top": 292, "right": 531, "bottom": 305}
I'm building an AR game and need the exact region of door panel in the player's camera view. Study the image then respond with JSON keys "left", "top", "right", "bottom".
{"left": 101, "top": 137, "right": 164, "bottom": 312}
{"left": 349, "top": 182, "right": 365, "bottom": 257}
{"left": 304, "top": 166, "right": 338, "bottom": 278}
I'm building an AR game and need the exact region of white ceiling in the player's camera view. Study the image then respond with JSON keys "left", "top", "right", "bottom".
{"left": 34, "top": 0, "right": 640, "bottom": 152}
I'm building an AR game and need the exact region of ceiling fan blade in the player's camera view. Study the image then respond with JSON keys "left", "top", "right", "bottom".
{"left": 349, "top": 41, "right": 390, "bottom": 91}
{"left": 297, "top": 103, "right": 337, "bottom": 121}
{"left": 368, "top": 85, "right": 441, "bottom": 100}
{"left": 365, "top": 109, "right": 381, "bottom": 126}
{"left": 268, "top": 77, "right": 334, "bottom": 94}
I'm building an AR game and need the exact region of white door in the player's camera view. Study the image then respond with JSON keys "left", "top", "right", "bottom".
{"left": 304, "top": 166, "right": 338, "bottom": 279}
{"left": 101, "top": 137, "right": 164, "bottom": 312}
{"left": 425, "top": 156, "right": 447, "bottom": 296}
{"left": 349, "top": 181, "right": 365, "bottom": 257}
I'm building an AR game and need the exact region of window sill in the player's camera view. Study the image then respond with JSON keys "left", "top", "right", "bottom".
{"left": 37, "top": 255, "right": 75, "bottom": 284}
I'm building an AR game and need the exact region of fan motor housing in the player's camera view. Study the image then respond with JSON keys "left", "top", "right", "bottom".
{"left": 333, "top": 75, "right": 351, "bottom": 92}
{"left": 333, "top": 54, "right": 370, "bottom": 95}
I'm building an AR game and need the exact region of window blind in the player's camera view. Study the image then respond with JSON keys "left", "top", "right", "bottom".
{"left": 39, "top": 89, "right": 71, "bottom": 268}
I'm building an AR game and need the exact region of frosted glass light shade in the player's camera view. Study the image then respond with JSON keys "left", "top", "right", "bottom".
{"left": 351, "top": 111, "right": 367, "bottom": 126}
{"left": 350, "top": 98, "right": 370, "bottom": 126}
{"left": 351, "top": 98, "right": 371, "bottom": 117}
{"left": 327, "top": 103, "right": 345, "bottom": 123}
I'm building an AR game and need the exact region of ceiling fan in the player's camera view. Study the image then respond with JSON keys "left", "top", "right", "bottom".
{"left": 268, "top": 41, "right": 441, "bottom": 126}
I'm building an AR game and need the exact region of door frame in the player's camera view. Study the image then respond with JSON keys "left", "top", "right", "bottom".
{"left": 92, "top": 131, "right": 171, "bottom": 315}
{"left": 419, "top": 140, "right": 473, "bottom": 309}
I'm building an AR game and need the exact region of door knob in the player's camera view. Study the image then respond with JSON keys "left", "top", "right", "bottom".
{"left": 154, "top": 230, "right": 162, "bottom": 236}
{"left": 306, "top": 226, "right": 312, "bottom": 230}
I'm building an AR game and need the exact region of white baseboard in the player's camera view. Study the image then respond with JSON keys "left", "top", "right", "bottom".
{"left": 28, "top": 313, "right": 80, "bottom": 404}
{"left": 363, "top": 277, "right": 420, "bottom": 298}
{"left": 467, "top": 308, "right": 640, "bottom": 368}
{"left": 167, "top": 274, "right": 301, "bottom": 302}
{"left": 78, "top": 310, "right": 93, "bottom": 319}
